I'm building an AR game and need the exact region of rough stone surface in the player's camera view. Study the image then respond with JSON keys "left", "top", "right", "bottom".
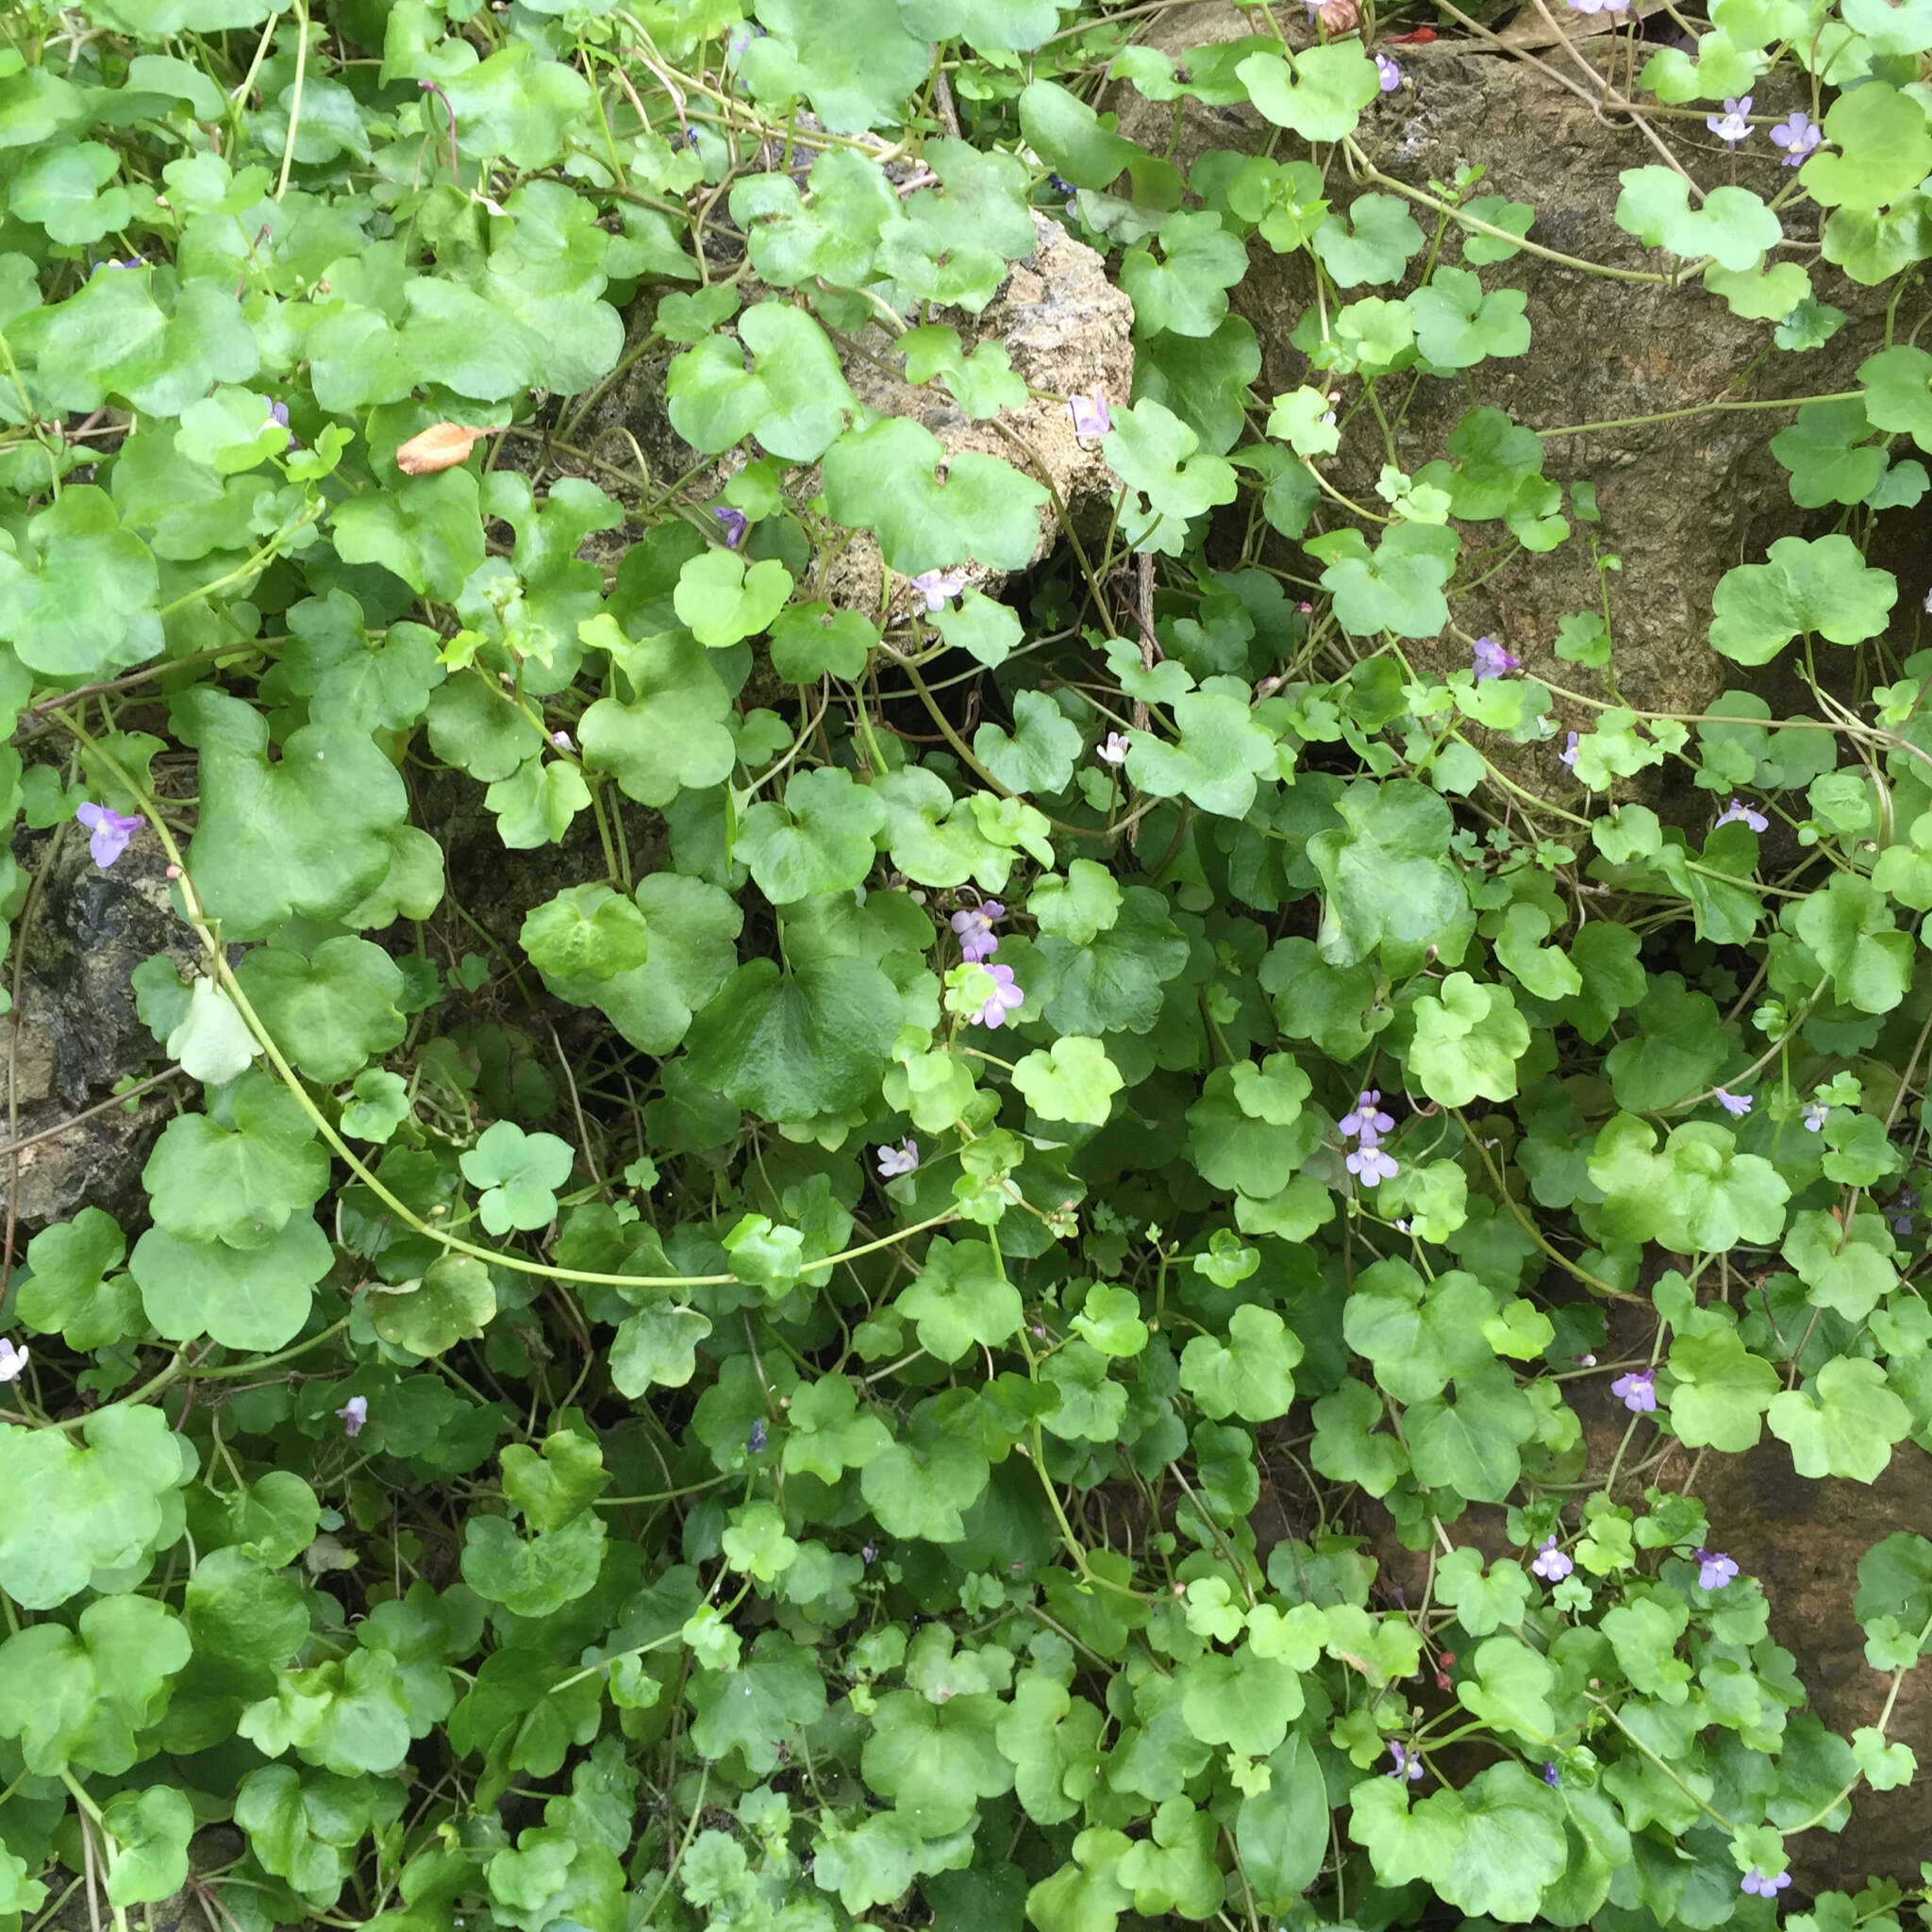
{"left": 1107, "top": 7, "right": 1906, "bottom": 774}
{"left": 2, "top": 829, "right": 191, "bottom": 1243}
{"left": 599, "top": 210, "right": 1135, "bottom": 617}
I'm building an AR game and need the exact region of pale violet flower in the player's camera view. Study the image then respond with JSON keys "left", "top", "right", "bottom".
{"left": 1543, "top": 1762, "right": 1561, "bottom": 1788}
{"left": 1559, "top": 731, "right": 1580, "bottom": 768}
{"left": 950, "top": 900, "right": 1006, "bottom": 964}
{"left": 1531, "top": 1535, "right": 1574, "bottom": 1582}
{"left": 1068, "top": 392, "right": 1112, "bottom": 440}
{"left": 1388, "top": 1741, "right": 1424, "bottom": 1781}
{"left": 1472, "top": 636, "right": 1520, "bottom": 681}
{"left": 551, "top": 728, "right": 574, "bottom": 752}
{"left": 1713, "top": 1088, "right": 1753, "bottom": 1118}
{"left": 1888, "top": 1187, "right": 1918, "bottom": 1236}
{"left": 973, "top": 962, "right": 1024, "bottom": 1028}
{"left": 75, "top": 802, "right": 144, "bottom": 869}
{"left": 1802, "top": 1102, "right": 1828, "bottom": 1132}
{"left": 1715, "top": 797, "right": 1769, "bottom": 834}
{"left": 1924, "top": 587, "right": 1932, "bottom": 617}
{"left": 876, "top": 1138, "right": 920, "bottom": 1179}
{"left": 1098, "top": 731, "right": 1130, "bottom": 766}
{"left": 1347, "top": 1142, "right": 1399, "bottom": 1187}
{"left": 1707, "top": 96, "right": 1754, "bottom": 150}
{"left": 1374, "top": 53, "right": 1401, "bottom": 90}
{"left": 1740, "top": 1870, "right": 1790, "bottom": 1898}
{"left": 337, "top": 1395, "right": 368, "bottom": 1437}
{"left": 0, "top": 1338, "right": 27, "bottom": 1384}
{"left": 1341, "top": 1091, "right": 1394, "bottom": 1141}
{"left": 710, "top": 505, "right": 748, "bottom": 549}
{"left": 1566, "top": 0, "right": 1630, "bottom": 11}
{"left": 909, "top": 569, "right": 968, "bottom": 612}
{"left": 1611, "top": 1368, "right": 1657, "bottom": 1414}
{"left": 1695, "top": 1548, "right": 1740, "bottom": 1591}
{"left": 1769, "top": 110, "right": 1821, "bottom": 164}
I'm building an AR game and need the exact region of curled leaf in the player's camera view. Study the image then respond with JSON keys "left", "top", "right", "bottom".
{"left": 393, "top": 422, "right": 500, "bottom": 475}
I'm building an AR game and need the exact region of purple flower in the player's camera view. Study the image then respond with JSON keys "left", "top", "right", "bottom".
{"left": 1374, "top": 52, "right": 1401, "bottom": 90}
{"left": 1347, "top": 1143, "right": 1399, "bottom": 1187}
{"left": 0, "top": 1338, "right": 28, "bottom": 1384}
{"left": 1566, "top": 0, "right": 1629, "bottom": 10}
{"left": 551, "top": 728, "right": 574, "bottom": 752}
{"left": 1047, "top": 173, "right": 1074, "bottom": 197}
{"left": 337, "top": 1395, "right": 368, "bottom": 1438}
{"left": 1715, "top": 796, "right": 1769, "bottom": 834}
{"left": 1341, "top": 1091, "right": 1395, "bottom": 1141}
{"left": 1695, "top": 1548, "right": 1740, "bottom": 1591}
{"left": 1388, "top": 1741, "right": 1424, "bottom": 1781}
{"left": 1888, "top": 1187, "right": 1919, "bottom": 1236}
{"left": 1740, "top": 1870, "right": 1790, "bottom": 1897}
{"left": 1707, "top": 96, "right": 1754, "bottom": 150}
{"left": 1531, "top": 1535, "right": 1574, "bottom": 1582}
{"left": 1068, "top": 392, "right": 1112, "bottom": 439}
{"left": 950, "top": 900, "right": 1006, "bottom": 964}
{"left": 748, "top": 1417, "right": 768, "bottom": 1454}
{"left": 861, "top": 1540, "right": 878, "bottom": 1563}
{"left": 1611, "top": 1368, "right": 1657, "bottom": 1414}
{"left": 1543, "top": 1761, "right": 1560, "bottom": 1788}
{"left": 1802, "top": 1102, "right": 1828, "bottom": 1132}
{"left": 1559, "top": 731, "right": 1579, "bottom": 768}
{"left": 1713, "top": 1088, "right": 1753, "bottom": 1117}
{"left": 75, "top": 802, "right": 144, "bottom": 869}
{"left": 1769, "top": 110, "right": 1821, "bottom": 164}
{"left": 710, "top": 505, "right": 748, "bottom": 549}
{"left": 1472, "top": 636, "right": 1521, "bottom": 682}
{"left": 973, "top": 962, "right": 1024, "bottom": 1028}
{"left": 876, "top": 1138, "right": 919, "bottom": 1178}
{"left": 90, "top": 256, "right": 145, "bottom": 275}
{"left": 1098, "top": 731, "right": 1130, "bottom": 766}
{"left": 909, "top": 568, "right": 968, "bottom": 613}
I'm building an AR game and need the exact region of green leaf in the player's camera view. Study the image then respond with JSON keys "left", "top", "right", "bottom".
{"left": 1124, "top": 684, "right": 1279, "bottom": 817}
{"left": 1407, "top": 1366, "right": 1535, "bottom": 1501}
{"left": 577, "top": 618, "right": 739, "bottom": 808}
{"left": 1236, "top": 42, "right": 1380, "bottom": 142}
{"left": 1859, "top": 342, "right": 1932, "bottom": 452}
{"left": 521, "top": 884, "right": 650, "bottom": 984}
{"left": 1237, "top": 1733, "right": 1328, "bottom": 1906}
{"left": 332, "top": 468, "right": 486, "bottom": 602}
{"left": 738, "top": 0, "right": 932, "bottom": 132}
{"left": 1121, "top": 210, "right": 1247, "bottom": 338}
{"left": 897, "top": 0, "right": 1063, "bottom": 50}
{"left": 1666, "top": 1324, "right": 1778, "bottom": 1451}
{"left": 608, "top": 1305, "right": 713, "bottom": 1396}
{"left": 1179, "top": 1304, "right": 1303, "bottom": 1422}
{"left": 667, "top": 300, "right": 857, "bottom": 460}
{"left": 1307, "top": 777, "right": 1469, "bottom": 973}
{"left": 368, "top": 1255, "right": 498, "bottom": 1357}
{"left": 1408, "top": 972, "right": 1529, "bottom": 1105}
{"left": 1311, "top": 195, "right": 1425, "bottom": 289}
{"left": 976, "top": 690, "right": 1081, "bottom": 796}
{"left": 0, "top": 487, "right": 159, "bottom": 679}
{"left": 782, "top": 1375, "right": 892, "bottom": 1481}
{"left": 1590, "top": 1114, "right": 1790, "bottom": 1255}
{"left": 460, "top": 1122, "right": 575, "bottom": 1234}
{"left": 672, "top": 548, "right": 793, "bottom": 649}
{"left": 102, "top": 1786, "right": 194, "bottom": 1907}
{"left": 1790, "top": 872, "right": 1913, "bottom": 1013}
{"left": 20, "top": 1208, "right": 141, "bottom": 1349}
{"left": 823, "top": 417, "right": 1048, "bottom": 574}
{"left": 166, "top": 977, "right": 258, "bottom": 1084}
{"left": 559, "top": 873, "right": 742, "bottom": 1058}
{"left": 859, "top": 1416, "right": 990, "bottom": 1541}
{"left": 1012, "top": 1036, "right": 1124, "bottom": 1125}
{"left": 1307, "top": 523, "right": 1457, "bottom": 640}
{"left": 132, "top": 1214, "right": 332, "bottom": 1351}
{"left": 1770, "top": 396, "right": 1887, "bottom": 506}
{"left": 901, "top": 325, "right": 1028, "bottom": 418}
{"left": 895, "top": 1237, "right": 1023, "bottom": 1362}
{"left": 1708, "top": 534, "right": 1897, "bottom": 664}
{"left": 0, "top": 1593, "right": 190, "bottom": 1774}
{"left": 684, "top": 957, "right": 900, "bottom": 1122}
{"left": 236, "top": 938, "right": 408, "bottom": 1083}
{"left": 338, "top": 1060, "right": 411, "bottom": 1139}
{"left": 739, "top": 766, "right": 886, "bottom": 903}
{"left": 1343, "top": 1261, "right": 1496, "bottom": 1403}
{"left": 1800, "top": 83, "right": 1931, "bottom": 211}
{"left": 143, "top": 1070, "right": 329, "bottom": 1250}
{"left": 502, "top": 1429, "right": 608, "bottom": 1533}
{"left": 1102, "top": 399, "right": 1239, "bottom": 557}
{"left": 1767, "top": 1357, "right": 1911, "bottom": 1480}
{"left": 861, "top": 1687, "right": 1011, "bottom": 1832}
{"left": 1614, "top": 167, "right": 1782, "bottom": 270}
{"left": 1784, "top": 1208, "right": 1898, "bottom": 1321}
{"left": 1410, "top": 267, "right": 1531, "bottom": 366}
{"left": 460, "top": 1511, "right": 605, "bottom": 1619}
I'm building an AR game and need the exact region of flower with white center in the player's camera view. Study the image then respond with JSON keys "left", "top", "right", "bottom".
{"left": 909, "top": 569, "right": 968, "bottom": 613}
{"left": 1472, "top": 636, "right": 1520, "bottom": 682}
{"left": 75, "top": 802, "right": 144, "bottom": 869}
{"left": 1098, "top": 731, "right": 1130, "bottom": 765}
{"left": 973, "top": 962, "right": 1024, "bottom": 1028}
{"left": 1068, "top": 391, "right": 1112, "bottom": 440}
{"left": 950, "top": 900, "right": 1006, "bottom": 964}
{"left": 0, "top": 1338, "right": 27, "bottom": 1384}
{"left": 1769, "top": 110, "right": 1822, "bottom": 164}
{"left": 1374, "top": 53, "right": 1401, "bottom": 90}
{"left": 1802, "top": 1102, "right": 1828, "bottom": 1132}
{"left": 1695, "top": 1548, "right": 1740, "bottom": 1590}
{"left": 1611, "top": 1368, "right": 1657, "bottom": 1414}
{"left": 876, "top": 1138, "right": 920, "bottom": 1178}
{"left": 1707, "top": 95, "right": 1754, "bottom": 150}
{"left": 1531, "top": 1535, "right": 1574, "bottom": 1582}
{"left": 1715, "top": 797, "right": 1769, "bottom": 833}
{"left": 1713, "top": 1088, "right": 1753, "bottom": 1117}
{"left": 337, "top": 1395, "right": 368, "bottom": 1437}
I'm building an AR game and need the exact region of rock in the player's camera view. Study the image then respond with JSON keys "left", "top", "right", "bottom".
{"left": 2, "top": 829, "right": 191, "bottom": 1245}
{"left": 594, "top": 209, "right": 1135, "bottom": 618}
{"left": 1106, "top": 7, "right": 1898, "bottom": 770}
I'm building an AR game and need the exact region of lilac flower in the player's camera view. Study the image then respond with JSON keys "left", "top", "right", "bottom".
{"left": 1611, "top": 1368, "right": 1657, "bottom": 1414}
{"left": 1715, "top": 796, "right": 1769, "bottom": 834}
{"left": 337, "top": 1395, "right": 368, "bottom": 1438}
{"left": 748, "top": 1417, "right": 768, "bottom": 1454}
{"left": 1375, "top": 52, "right": 1401, "bottom": 90}
{"left": 1924, "top": 587, "right": 1932, "bottom": 617}
{"left": 1472, "top": 636, "right": 1521, "bottom": 682}
{"left": 1098, "top": 731, "right": 1130, "bottom": 766}
{"left": 1559, "top": 731, "right": 1579, "bottom": 768}
{"left": 876, "top": 1138, "right": 920, "bottom": 1178}
{"left": 1707, "top": 96, "right": 1754, "bottom": 150}
{"left": 1531, "top": 1535, "right": 1574, "bottom": 1582}
{"left": 710, "top": 505, "right": 748, "bottom": 549}
{"left": 950, "top": 900, "right": 1006, "bottom": 964}
{"left": 861, "top": 1540, "right": 878, "bottom": 1563}
{"left": 266, "top": 397, "right": 295, "bottom": 448}
{"left": 1740, "top": 1870, "right": 1790, "bottom": 1897}
{"left": 973, "top": 962, "right": 1024, "bottom": 1028}
{"left": 1068, "top": 391, "right": 1112, "bottom": 440}
{"left": 1695, "top": 1548, "right": 1740, "bottom": 1591}
{"left": 0, "top": 1338, "right": 27, "bottom": 1384}
{"left": 1802, "top": 1102, "right": 1828, "bottom": 1132}
{"left": 1341, "top": 1091, "right": 1395, "bottom": 1141}
{"left": 91, "top": 257, "right": 145, "bottom": 275}
{"left": 1047, "top": 173, "right": 1074, "bottom": 197}
{"left": 909, "top": 568, "right": 968, "bottom": 612}
{"left": 1769, "top": 110, "right": 1821, "bottom": 164}
{"left": 551, "top": 728, "right": 574, "bottom": 752}
{"left": 1543, "top": 1761, "right": 1561, "bottom": 1788}
{"left": 1347, "top": 1142, "right": 1399, "bottom": 1187}
{"left": 1713, "top": 1088, "right": 1753, "bottom": 1118}
{"left": 75, "top": 802, "right": 144, "bottom": 869}
{"left": 1388, "top": 1741, "right": 1424, "bottom": 1781}
{"left": 1566, "top": 0, "right": 1629, "bottom": 11}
